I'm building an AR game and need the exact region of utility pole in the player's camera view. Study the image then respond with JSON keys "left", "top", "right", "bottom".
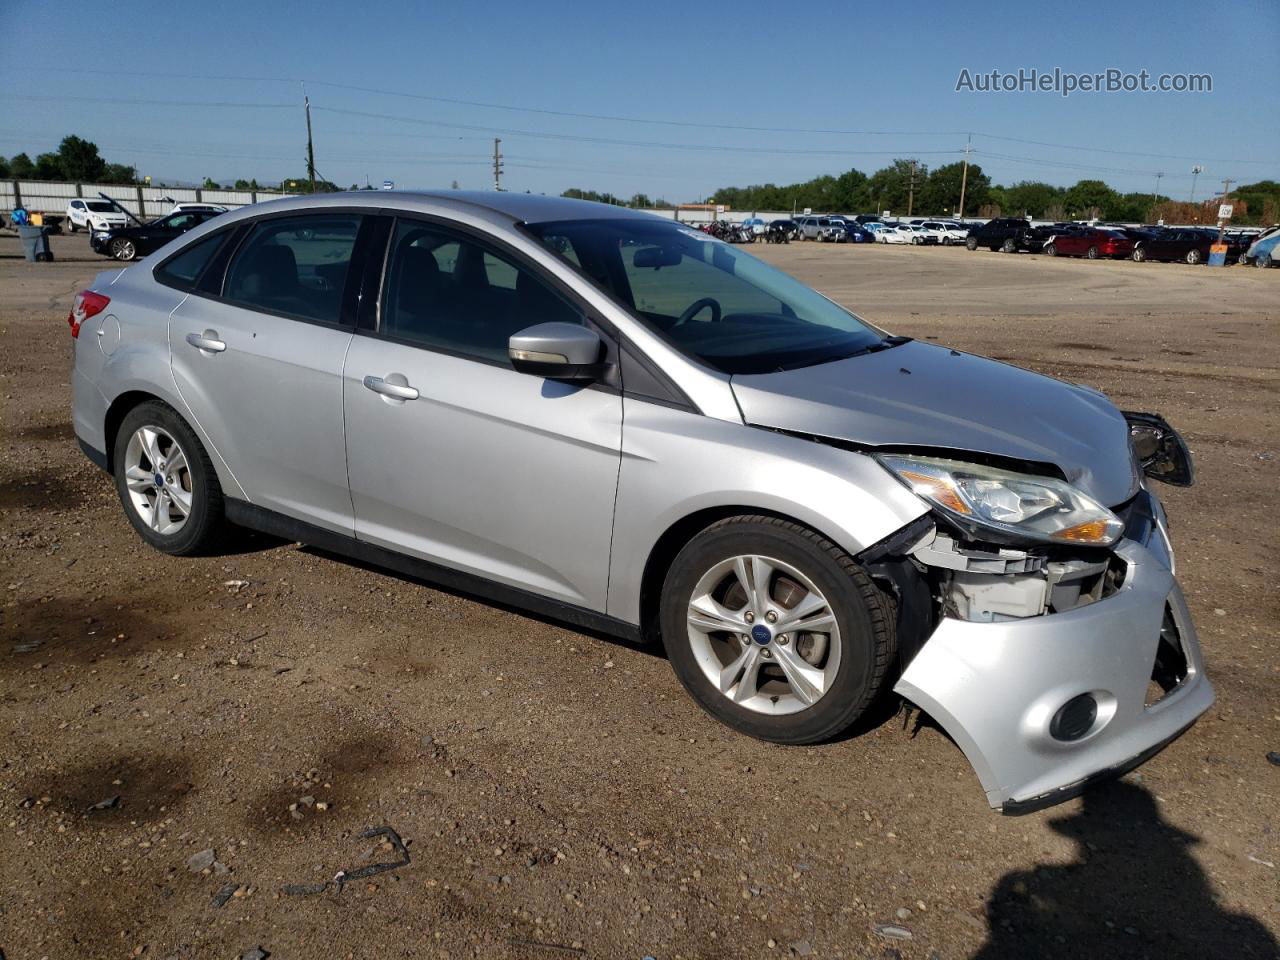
{"left": 1188, "top": 165, "right": 1204, "bottom": 205}
{"left": 303, "top": 88, "right": 316, "bottom": 195}
{"left": 906, "top": 160, "right": 916, "bottom": 217}
{"left": 1152, "top": 171, "right": 1164, "bottom": 219}
{"left": 957, "top": 134, "right": 972, "bottom": 219}
{"left": 492, "top": 138, "right": 504, "bottom": 191}
{"left": 1217, "top": 177, "right": 1233, "bottom": 244}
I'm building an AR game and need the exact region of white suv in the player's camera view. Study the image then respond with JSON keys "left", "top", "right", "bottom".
{"left": 65, "top": 199, "right": 131, "bottom": 234}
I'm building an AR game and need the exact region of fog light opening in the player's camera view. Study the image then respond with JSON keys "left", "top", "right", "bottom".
{"left": 1050, "top": 693, "right": 1099, "bottom": 742}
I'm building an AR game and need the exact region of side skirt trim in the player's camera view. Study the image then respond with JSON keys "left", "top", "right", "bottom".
{"left": 223, "top": 499, "right": 642, "bottom": 643}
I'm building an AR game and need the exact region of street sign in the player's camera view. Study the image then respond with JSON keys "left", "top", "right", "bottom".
{"left": 382, "top": 180, "right": 395, "bottom": 191}
{"left": 715, "top": 204, "right": 725, "bottom": 214}
{"left": 1217, "top": 203, "right": 1233, "bottom": 220}
{"left": 803, "top": 207, "right": 812, "bottom": 215}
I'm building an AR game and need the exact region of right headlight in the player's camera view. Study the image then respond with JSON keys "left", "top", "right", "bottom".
{"left": 877, "top": 454, "right": 1124, "bottom": 546}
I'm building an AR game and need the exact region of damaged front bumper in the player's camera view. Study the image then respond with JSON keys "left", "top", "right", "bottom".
{"left": 892, "top": 502, "right": 1214, "bottom": 813}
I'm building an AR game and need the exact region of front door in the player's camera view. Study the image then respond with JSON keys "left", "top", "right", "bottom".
{"left": 169, "top": 212, "right": 363, "bottom": 533}
{"left": 343, "top": 218, "right": 622, "bottom": 609}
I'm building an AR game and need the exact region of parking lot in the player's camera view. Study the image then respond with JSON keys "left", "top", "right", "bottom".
{"left": 1, "top": 232, "right": 1276, "bottom": 959}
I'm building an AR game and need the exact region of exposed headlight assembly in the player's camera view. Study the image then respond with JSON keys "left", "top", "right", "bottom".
{"left": 877, "top": 454, "right": 1124, "bottom": 546}
{"left": 1124, "top": 411, "right": 1194, "bottom": 486}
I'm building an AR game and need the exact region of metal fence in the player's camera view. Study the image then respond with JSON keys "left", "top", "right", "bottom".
{"left": 2, "top": 179, "right": 298, "bottom": 220}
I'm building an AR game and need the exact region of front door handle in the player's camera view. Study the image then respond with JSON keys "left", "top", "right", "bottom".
{"left": 363, "top": 375, "right": 419, "bottom": 401}
{"left": 186, "top": 330, "right": 226, "bottom": 353}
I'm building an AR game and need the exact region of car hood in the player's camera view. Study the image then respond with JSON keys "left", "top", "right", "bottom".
{"left": 730, "top": 340, "right": 1139, "bottom": 506}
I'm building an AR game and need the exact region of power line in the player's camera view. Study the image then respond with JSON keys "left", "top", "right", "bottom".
{"left": 40, "top": 68, "right": 1277, "bottom": 166}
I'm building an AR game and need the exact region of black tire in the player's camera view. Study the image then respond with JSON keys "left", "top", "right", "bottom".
{"left": 1001, "top": 238, "right": 1018, "bottom": 253}
{"left": 112, "top": 401, "right": 225, "bottom": 556}
{"left": 1258, "top": 254, "right": 1272, "bottom": 269}
{"left": 68, "top": 220, "right": 79, "bottom": 233}
{"left": 965, "top": 236, "right": 978, "bottom": 251}
{"left": 660, "top": 515, "right": 896, "bottom": 745}
{"left": 1044, "top": 243, "right": 1057, "bottom": 257}
{"left": 1132, "top": 246, "right": 1147, "bottom": 263}
{"left": 110, "top": 237, "right": 137, "bottom": 261}
{"left": 1185, "top": 249, "right": 1201, "bottom": 265}
{"left": 1086, "top": 245, "right": 1099, "bottom": 260}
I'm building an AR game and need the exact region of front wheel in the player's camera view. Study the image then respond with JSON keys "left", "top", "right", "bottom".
{"left": 1259, "top": 254, "right": 1273, "bottom": 269}
{"left": 110, "top": 237, "right": 137, "bottom": 261}
{"left": 965, "top": 236, "right": 978, "bottom": 251}
{"left": 1044, "top": 243, "right": 1057, "bottom": 257}
{"left": 113, "top": 401, "right": 225, "bottom": 555}
{"left": 660, "top": 516, "right": 895, "bottom": 744}
{"left": 1132, "top": 246, "right": 1147, "bottom": 262}
{"left": 1086, "top": 245, "right": 1099, "bottom": 260}
{"left": 1001, "top": 238, "right": 1017, "bottom": 253}
{"left": 1185, "top": 249, "right": 1202, "bottom": 265}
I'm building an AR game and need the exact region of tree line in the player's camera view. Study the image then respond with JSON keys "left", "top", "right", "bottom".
{"left": 0, "top": 136, "right": 137, "bottom": 184}
{"left": 707, "top": 161, "right": 1279, "bottom": 225}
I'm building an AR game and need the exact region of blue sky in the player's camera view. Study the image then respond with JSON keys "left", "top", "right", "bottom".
{"left": 2, "top": 0, "right": 1276, "bottom": 200}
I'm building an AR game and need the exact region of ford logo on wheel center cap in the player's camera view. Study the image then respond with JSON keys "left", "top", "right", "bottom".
{"left": 750, "top": 624, "right": 772, "bottom": 645}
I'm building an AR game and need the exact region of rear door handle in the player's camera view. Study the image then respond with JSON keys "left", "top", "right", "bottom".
{"left": 363, "top": 375, "right": 419, "bottom": 401}
{"left": 185, "top": 330, "right": 226, "bottom": 353}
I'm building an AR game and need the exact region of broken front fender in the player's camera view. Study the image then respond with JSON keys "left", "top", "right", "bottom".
{"left": 894, "top": 539, "right": 1214, "bottom": 812}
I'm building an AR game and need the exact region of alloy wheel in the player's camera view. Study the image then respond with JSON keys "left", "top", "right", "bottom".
{"left": 122, "top": 425, "right": 193, "bottom": 536}
{"left": 685, "top": 554, "right": 841, "bottom": 715}
{"left": 112, "top": 238, "right": 136, "bottom": 261}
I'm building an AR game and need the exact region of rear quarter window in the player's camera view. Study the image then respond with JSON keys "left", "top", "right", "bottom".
{"left": 154, "top": 231, "right": 230, "bottom": 291}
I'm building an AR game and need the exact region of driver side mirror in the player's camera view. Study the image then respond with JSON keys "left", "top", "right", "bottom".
{"left": 509, "top": 322, "right": 606, "bottom": 381}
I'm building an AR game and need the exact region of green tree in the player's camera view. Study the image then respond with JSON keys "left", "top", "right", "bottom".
{"left": 1063, "top": 179, "right": 1117, "bottom": 219}
{"left": 867, "top": 160, "right": 928, "bottom": 216}
{"left": 101, "top": 163, "right": 137, "bottom": 184}
{"left": 1000, "top": 181, "right": 1065, "bottom": 218}
{"left": 56, "top": 135, "right": 107, "bottom": 181}
{"left": 0, "top": 156, "right": 7, "bottom": 178}
{"left": 34, "top": 152, "right": 63, "bottom": 179}
{"left": 629, "top": 193, "right": 653, "bottom": 208}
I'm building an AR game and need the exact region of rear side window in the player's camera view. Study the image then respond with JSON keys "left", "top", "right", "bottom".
{"left": 154, "top": 231, "right": 229, "bottom": 291}
{"left": 224, "top": 215, "right": 361, "bottom": 325}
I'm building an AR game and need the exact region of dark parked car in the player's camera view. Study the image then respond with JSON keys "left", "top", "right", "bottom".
{"left": 1130, "top": 228, "right": 1228, "bottom": 265}
{"left": 1043, "top": 227, "right": 1135, "bottom": 260}
{"left": 838, "top": 222, "right": 878, "bottom": 243}
{"left": 964, "top": 217, "right": 1058, "bottom": 254}
{"left": 92, "top": 209, "right": 225, "bottom": 261}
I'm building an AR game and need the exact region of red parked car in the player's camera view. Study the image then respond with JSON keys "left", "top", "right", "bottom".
{"left": 1043, "top": 228, "right": 1134, "bottom": 260}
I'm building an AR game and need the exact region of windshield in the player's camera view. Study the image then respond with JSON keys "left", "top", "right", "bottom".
{"left": 527, "top": 218, "right": 887, "bottom": 374}
{"left": 86, "top": 201, "right": 117, "bottom": 212}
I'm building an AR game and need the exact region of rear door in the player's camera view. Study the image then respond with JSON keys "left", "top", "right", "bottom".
{"left": 169, "top": 211, "right": 365, "bottom": 533}
{"left": 342, "top": 217, "right": 622, "bottom": 609}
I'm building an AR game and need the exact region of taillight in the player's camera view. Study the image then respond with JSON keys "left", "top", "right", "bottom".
{"left": 68, "top": 290, "right": 110, "bottom": 339}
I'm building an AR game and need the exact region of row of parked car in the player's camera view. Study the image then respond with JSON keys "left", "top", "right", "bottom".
{"left": 65, "top": 198, "right": 229, "bottom": 261}
{"left": 964, "top": 217, "right": 1277, "bottom": 267}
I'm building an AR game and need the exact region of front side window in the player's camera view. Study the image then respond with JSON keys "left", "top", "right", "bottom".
{"left": 529, "top": 218, "right": 886, "bottom": 374}
{"left": 224, "top": 214, "right": 361, "bottom": 325}
{"left": 381, "top": 219, "right": 583, "bottom": 364}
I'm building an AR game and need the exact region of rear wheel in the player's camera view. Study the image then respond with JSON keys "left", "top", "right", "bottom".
{"left": 110, "top": 237, "right": 137, "bottom": 261}
{"left": 1185, "top": 249, "right": 1202, "bottom": 265}
{"left": 68, "top": 220, "right": 79, "bottom": 233}
{"left": 1086, "top": 245, "right": 1100, "bottom": 260}
{"left": 1044, "top": 243, "right": 1057, "bottom": 257}
{"left": 1001, "top": 238, "right": 1018, "bottom": 253}
{"left": 660, "top": 516, "right": 895, "bottom": 745}
{"left": 112, "top": 401, "right": 225, "bottom": 555}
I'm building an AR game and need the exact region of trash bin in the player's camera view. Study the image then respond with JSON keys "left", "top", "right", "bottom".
{"left": 17, "top": 225, "right": 54, "bottom": 262}
{"left": 1207, "top": 243, "right": 1228, "bottom": 267}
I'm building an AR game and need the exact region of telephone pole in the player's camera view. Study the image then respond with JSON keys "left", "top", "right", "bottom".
{"left": 303, "top": 86, "right": 316, "bottom": 195}
{"left": 492, "top": 138, "right": 504, "bottom": 191}
{"left": 1217, "top": 177, "right": 1233, "bottom": 244}
{"left": 906, "top": 160, "right": 916, "bottom": 217}
{"left": 957, "top": 134, "right": 972, "bottom": 219}
{"left": 1188, "top": 165, "right": 1204, "bottom": 205}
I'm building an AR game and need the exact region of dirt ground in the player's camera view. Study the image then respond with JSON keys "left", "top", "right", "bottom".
{"left": 1, "top": 232, "right": 1276, "bottom": 960}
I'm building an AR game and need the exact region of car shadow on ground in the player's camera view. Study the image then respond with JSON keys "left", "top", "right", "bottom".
{"left": 973, "top": 779, "right": 1277, "bottom": 959}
